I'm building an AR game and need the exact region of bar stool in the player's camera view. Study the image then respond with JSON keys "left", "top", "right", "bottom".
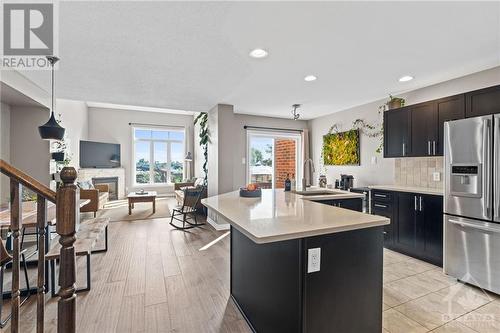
{"left": 0, "top": 239, "right": 30, "bottom": 328}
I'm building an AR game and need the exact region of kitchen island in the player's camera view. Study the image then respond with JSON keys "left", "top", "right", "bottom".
{"left": 202, "top": 189, "right": 389, "bottom": 333}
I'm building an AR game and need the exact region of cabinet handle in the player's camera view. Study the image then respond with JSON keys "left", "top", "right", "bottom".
{"left": 414, "top": 196, "right": 417, "bottom": 211}
{"left": 433, "top": 141, "right": 436, "bottom": 155}
{"left": 402, "top": 143, "right": 406, "bottom": 156}
{"left": 383, "top": 231, "right": 388, "bottom": 235}
{"left": 428, "top": 141, "right": 431, "bottom": 155}
{"left": 374, "top": 204, "right": 388, "bottom": 208}
{"left": 419, "top": 196, "right": 423, "bottom": 211}
{"left": 374, "top": 194, "right": 387, "bottom": 198}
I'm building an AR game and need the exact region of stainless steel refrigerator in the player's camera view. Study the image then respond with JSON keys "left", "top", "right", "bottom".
{"left": 443, "top": 114, "right": 500, "bottom": 294}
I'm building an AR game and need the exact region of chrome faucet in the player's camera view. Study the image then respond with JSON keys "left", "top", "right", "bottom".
{"left": 302, "top": 158, "right": 315, "bottom": 191}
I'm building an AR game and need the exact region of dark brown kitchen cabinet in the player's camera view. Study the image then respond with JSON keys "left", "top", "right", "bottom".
{"left": 436, "top": 94, "right": 465, "bottom": 155}
{"left": 371, "top": 190, "right": 443, "bottom": 266}
{"left": 371, "top": 190, "right": 395, "bottom": 248}
{"left": 384, "top": 108, "right": 411, "bottom": 158}
{"left": 395, "top": 192, "right": 443, "bottom": 266}
{"left": 410, "top": 102, "right": 437, "bottom": 157}
{"left": 396, "top": 192, "right": 419, "bottom": 253}
{"left": 420, "top": 194, "right": 443, "bottom": 265}
{"left": 466, "top": 85, "right": 500, "bottom": 118}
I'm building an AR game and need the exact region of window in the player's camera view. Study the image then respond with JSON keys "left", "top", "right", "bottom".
{"left": 133, "top": 127, "right": 185, "bottom": 184}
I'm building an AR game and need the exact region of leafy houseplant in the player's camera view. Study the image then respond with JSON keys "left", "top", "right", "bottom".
{"left": 194, "top": 112, "right": 209, "bottom": 184}
{"left": 386, "top": 95, "right": 406, "bottom": 110}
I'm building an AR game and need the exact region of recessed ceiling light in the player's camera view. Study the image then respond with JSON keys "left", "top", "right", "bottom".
{"left": 304, "top": 75, "right": 317, "bottom": 82}
{"left": 249, "top": 48, "right": 268, "bottom": 59}
{"left": 399, "top": 75, "right": 414, "bottom": 82}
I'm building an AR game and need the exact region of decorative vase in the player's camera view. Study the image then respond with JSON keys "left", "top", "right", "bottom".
{"left": 319, "top": 175, "right": 327, "bottom": 188}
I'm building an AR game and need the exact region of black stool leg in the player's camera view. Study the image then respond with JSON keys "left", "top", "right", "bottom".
{"left": 50, "top": 260, "right": 56, "bottom": 298}
{"left": 20, "top": 253, "right": 30, "bottom": 305}
{"left": 0, "top": 265, "right": 6, "bottom": 328}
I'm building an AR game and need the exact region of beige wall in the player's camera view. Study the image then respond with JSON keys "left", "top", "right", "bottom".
{"left": 0, "top": 103, "right": 11, "bottom": 204}
{"left": 309, "top": 65, "right": 500, "bottom": 188}
{"left": 88, "top": 107, "right": 194, "bottom": 195}
{"left": 57, "top": 99, "right": 89, "bottom": 168}
{"left": 9, "top": 106, "right": 51, "bottom": 185}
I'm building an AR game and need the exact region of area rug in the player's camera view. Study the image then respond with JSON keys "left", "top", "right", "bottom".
{"left": 97, "top": 197, "right": 171, "bottom": 222}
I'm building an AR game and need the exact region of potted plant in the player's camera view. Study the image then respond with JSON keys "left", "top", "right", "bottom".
{"left": 386, "top": 95, "right": 405, "bottom": 110}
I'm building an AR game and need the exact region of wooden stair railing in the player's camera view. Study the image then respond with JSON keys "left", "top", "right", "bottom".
{"left": 0, "top": 159, "right": 77, "bottom": 333}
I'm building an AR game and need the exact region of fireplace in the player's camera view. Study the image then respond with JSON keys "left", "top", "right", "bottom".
{"left": 92, "top": 177, "right": 118, "bottom": 201}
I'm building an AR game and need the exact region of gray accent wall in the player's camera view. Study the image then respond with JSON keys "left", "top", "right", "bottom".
{"left": 206, "top": 104, "right": 308, "bottom": 228}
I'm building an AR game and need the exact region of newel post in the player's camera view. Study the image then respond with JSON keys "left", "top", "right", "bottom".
{"left": 56, "top": 167, "right": 79, "bottom": 333}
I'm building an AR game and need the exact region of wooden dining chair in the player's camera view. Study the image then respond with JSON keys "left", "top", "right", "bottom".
{"left": 0, "top": 239, "right": 30, "bottom": 328}
{"left": 169, "top": 185, "right": 206, "bottom": 230}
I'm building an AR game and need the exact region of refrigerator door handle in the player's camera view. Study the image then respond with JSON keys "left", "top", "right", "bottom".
{"left": 484, "top": 118, "right": 492, "bottom": 219}
{"left": 428, "top": 141, "right": 431, "bottom": 156}
{"left": 448, "top": 219, "right": 500, "bottom": 234}
{"left": 495, "top": 118, "right": 500, "bottom": 221}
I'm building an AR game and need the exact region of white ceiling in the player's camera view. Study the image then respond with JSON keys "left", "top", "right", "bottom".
{"left": 18, "top": 1, "right": 500, "bottom": 119}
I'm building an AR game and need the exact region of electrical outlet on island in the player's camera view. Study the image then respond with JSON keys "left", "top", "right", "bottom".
{"left": 307, "top": 247, "right": 321, "bottom": 273}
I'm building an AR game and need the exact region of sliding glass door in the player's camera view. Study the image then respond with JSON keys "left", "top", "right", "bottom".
{"left": 246, "top": 131, "right": 302, "bottom": 189}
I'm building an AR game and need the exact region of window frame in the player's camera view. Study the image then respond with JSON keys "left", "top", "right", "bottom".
{"left": 131, "top": 126, "right": 185, "bottom": 186}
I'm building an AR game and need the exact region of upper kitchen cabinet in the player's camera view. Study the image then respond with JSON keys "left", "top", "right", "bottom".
{"left": 436, "top": 94, "right": 465, "bottom": 155}
{"left": 384, "top": 107, "right": 411, "bottom": 158}
{"left": 466, "top": 85, "right": 500, "bottom": 118}
{"left": 410, "top": 102, "right": 438, "bottom": 156}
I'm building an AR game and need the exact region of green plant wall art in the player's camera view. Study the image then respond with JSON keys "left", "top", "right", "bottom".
{"left": 323, "top": 129, "right": 360, "bottom": 166}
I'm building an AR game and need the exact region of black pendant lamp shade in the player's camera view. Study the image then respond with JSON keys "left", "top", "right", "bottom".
{"left": 39, "top": 55, "right": 65, "bottom": 140}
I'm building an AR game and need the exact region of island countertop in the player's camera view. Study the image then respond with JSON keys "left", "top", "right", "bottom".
{"left": 201, "top": 189, "right": 389, "bottom": 244}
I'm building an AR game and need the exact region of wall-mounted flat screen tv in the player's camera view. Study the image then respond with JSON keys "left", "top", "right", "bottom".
{"left": 80, "top": 140, "right": 121, "bottom": 168}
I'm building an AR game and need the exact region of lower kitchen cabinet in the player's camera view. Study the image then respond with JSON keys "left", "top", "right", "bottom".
{"left": 319, "top": 198, "right": 363, "bottom": 212}
{"left": 372, "top": 190, "right": 443, "bottom": 266}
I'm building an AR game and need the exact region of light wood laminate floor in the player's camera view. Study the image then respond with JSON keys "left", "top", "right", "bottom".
{"left": 2, "top": 199, "right": 500, "bottom": 332}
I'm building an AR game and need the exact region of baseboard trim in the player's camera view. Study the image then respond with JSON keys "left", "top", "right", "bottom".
{"left": 206, "top": 216, "right": 230, "bottom": 231}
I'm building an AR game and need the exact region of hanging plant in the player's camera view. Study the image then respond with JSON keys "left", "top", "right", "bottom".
{"left": 194, "top": 112, "right": 209, "bottom": 184}
{"left": 325, "top": 114, "right": 384, "bottom": 155}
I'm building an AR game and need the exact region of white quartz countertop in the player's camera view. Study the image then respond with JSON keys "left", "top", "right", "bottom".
{"left": 201, "top": 189, "right": 389, "bottom": 244}
{"left": 369, "top": 185, "right": 444, "bottom": 196}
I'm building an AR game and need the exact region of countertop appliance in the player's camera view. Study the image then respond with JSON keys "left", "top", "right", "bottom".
{"left": 340, "top": 174, "right": 354, "bottom": 190}
{"left": 443, "top": 114, "right": 500, "bottom": 294}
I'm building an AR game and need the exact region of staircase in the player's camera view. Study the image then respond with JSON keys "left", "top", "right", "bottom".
{"left": 0, "top": 159, "right": 78, "bottom": 333}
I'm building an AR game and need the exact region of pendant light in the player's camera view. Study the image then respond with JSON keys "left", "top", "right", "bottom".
{"left": 38, "top": 55, "right": 65, "bottom": 140}
{"left": 291, "top": 104, "right": 301, "bottom": 120}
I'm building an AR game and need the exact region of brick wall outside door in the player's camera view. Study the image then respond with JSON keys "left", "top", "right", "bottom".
{"left": 274, "top": 139, "right": 296, "bottom": 189}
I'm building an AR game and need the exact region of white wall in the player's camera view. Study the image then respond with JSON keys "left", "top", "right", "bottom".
{"left": 9, "top": 106, "right": 51, "bottom": 185}
{"left": 309, "top": 66, "right": 500, "bottom": 187}
{"left": 0, "top": 103, "right": 11, "bottom": 204}
{"left": 57, "top": 99, "right": 89, "bottom": 168}
{"left": 87, "top": 107, "right": 194, "bottom": 194}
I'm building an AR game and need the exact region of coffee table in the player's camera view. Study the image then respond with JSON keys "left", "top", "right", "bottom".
{"left": 127, "top": 191, "right": 157, "bottom": 215}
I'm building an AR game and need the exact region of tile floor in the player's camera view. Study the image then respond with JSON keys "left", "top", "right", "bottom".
{"left": 382, "top": 249, "right": 500, "bottom": 333}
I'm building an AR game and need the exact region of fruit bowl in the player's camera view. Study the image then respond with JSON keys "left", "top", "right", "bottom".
{"left": 239, "top": 187, "right": 262, "bottom": 198}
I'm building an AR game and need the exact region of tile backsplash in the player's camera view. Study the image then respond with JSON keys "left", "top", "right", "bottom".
{"left": 395, "top": 157, "right": 444, "bottom": 189}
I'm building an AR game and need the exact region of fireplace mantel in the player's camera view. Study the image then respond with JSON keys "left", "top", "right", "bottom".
{"left": 78, "top": 168, "right": 126, "bottom": 199}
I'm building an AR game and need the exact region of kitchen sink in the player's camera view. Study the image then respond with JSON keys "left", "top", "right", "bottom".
{"left": 292, "top": 190, "right": 339, "bottom": 196}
